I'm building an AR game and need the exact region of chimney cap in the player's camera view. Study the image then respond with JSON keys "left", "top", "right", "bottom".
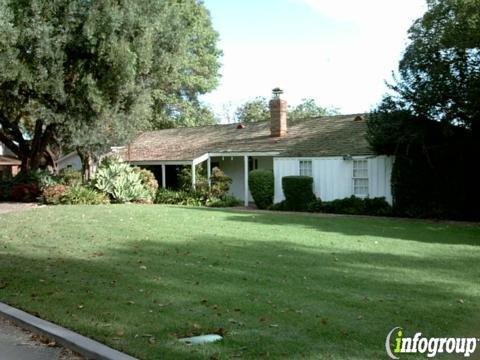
{"left": 272, "top": 87, "right": 283, "bottom": 99}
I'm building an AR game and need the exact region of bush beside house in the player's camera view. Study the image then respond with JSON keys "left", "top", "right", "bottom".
{"left": 282, "top": 176, "right": 316, "bottom": 211}
{"left": 154, "top": 166, "right": 239, "bottom": 208}
{"left": 248, "top": 170, "right": 274, "bottom": 209}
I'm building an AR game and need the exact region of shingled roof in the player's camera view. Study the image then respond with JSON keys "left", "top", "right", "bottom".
{"left": 121, "top": 114, "right": 374, "bottom": 162}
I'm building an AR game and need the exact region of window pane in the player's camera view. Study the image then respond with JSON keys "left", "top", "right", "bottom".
{"left": 353, "top": 160, "right": 368, "bottom": 178}
{"left": 354, "top": 178, "right": 369, "bottom": 196}
{"left": 299, "top": 160, "right": 312, "bottom": 177}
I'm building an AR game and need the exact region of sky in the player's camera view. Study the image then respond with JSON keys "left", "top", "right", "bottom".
{"left": 201, "top": 0, "right": 427, "bottom": 121}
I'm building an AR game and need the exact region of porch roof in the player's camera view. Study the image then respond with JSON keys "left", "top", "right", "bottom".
{"left": 120, "top": 114, "right": 374, "bottom": 162}
{"left": 0, "top": 155, "right": 21, "bottom": 166}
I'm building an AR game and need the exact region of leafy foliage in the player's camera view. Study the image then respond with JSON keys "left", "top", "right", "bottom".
{"left": 41, "top": 184, "right": 68, "bottom": 205}
{"left": 178, "top": 165, "right": 208, "bottom": 192}
{"left": 93, "top": 158, "right": 150, "bottom": 203}
{"left": 248, "top": 170, "right": 274, "bottom": 209}
{"left": 288, "top": 98, "right": 338, "bottom": 123}
{"left": 207, "top": 195, "right": 240, "bottom": 208}
{"left": 281, "top": 176, "right": 316, "bottom": 211}
{"left": 134, "top": 168, "right": 159, "bottom": 200}
{"left": 209, "top": 167, "right": 232, "bottom": 198}
{"left": 367, "top": 0, "right": 480, "bottom": 220}
{"left": 322, "top": 196, "right": 392, "bottom": 216}
{"left": 270, "top": 196, "right": 392, "bottom": 216}
{"left": 0, "top": 0, "right": 221, "bottom": 172}
{"left": 0, "top": 169, "right": 56, "bottom": 200}
{"left": 155, "top": 189, "right": 206, "bottom": 207}
{"left": 10, "top": 184, "right": 40, "bottom": 202}
{"left": 157, "top": 165, "right": 235, "bottom": 207}
{"left": 235, "top": 97, "right": 270, "bottom": 123}
{"left": 58, "top": 168, "right": 82, "bottom": 186}
{"left": 391, "top": 0, "right": 480, "bottom": 131}
{"left": 62, "top": 185, "right": 109, "bottom": 205}
{"left": 235, "top": 97, "right": 338, "bottom": 123}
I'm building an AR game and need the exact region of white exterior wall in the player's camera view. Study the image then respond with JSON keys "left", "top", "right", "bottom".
{"left": 216, "top": 157, "right": 245, "bottom": 200}
{"left": 214, "top": 156, "right": 273, "bottom": 201}
{"left": 57, "top": 153, "right": 82, "bottom": 171}
{"left": 274, "top": 155, "right": 394, "bottom": 204}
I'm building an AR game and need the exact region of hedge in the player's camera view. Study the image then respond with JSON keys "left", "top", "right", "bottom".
{"left": 281, "top": 176, "right": 315, "bottom": 211}
{"left": 249, "top": 170, "right": 274, "bottom": 209}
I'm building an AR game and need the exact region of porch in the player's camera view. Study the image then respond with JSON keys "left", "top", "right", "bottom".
{"left": 129, "top": 152, "right": 276, "bottom": 206}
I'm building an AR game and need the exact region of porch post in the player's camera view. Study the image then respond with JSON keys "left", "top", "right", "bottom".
{"left": 191, "top": 162, "right": 196, "bottom": 190}
{"left": 244, "top": 155, "right": 249, "bottom": 207}
{"left": 161, "top": 164, "right": 166, "bottom": 188}
{"left": 207, "top": 155, "right": 211, "bottom": 189}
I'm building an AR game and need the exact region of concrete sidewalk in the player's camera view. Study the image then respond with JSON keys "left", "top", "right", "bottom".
{"left": 0, "top": 317, "right": 83, "bottom": 360}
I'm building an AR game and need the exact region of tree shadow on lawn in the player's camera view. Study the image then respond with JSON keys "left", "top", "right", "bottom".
{"left": 1, "top": 234, "right": 479, "bottom": 359}
{"left": 192, "top": 207, "right": 480, "bottom": 246}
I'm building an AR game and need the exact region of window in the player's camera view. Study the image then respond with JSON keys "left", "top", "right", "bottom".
{"left": 353, "top": 159, "right": 368, "bottom": 196}
{"left": 299, "top": 160, "right": 312, "bottom": 177}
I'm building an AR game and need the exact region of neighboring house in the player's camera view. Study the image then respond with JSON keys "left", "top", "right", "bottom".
{"left": 119, "top": 90, "right": 393, "bottom": 207}
{"left": 57, "top": 151, "right": 82, "bottom": 171}
{"left": 0, "top": 142, "right": 20, "bottom": 179}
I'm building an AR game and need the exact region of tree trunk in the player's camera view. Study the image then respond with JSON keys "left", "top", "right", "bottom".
{"left": 77, "top": 147, "right": 92, "bottom": 181}
{"left": 0, "top": 118, "right": 56, "bottom": 173}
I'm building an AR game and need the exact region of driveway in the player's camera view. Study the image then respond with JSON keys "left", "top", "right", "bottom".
{"left": 0, "top": 317, "right": 83, "bottom": 360}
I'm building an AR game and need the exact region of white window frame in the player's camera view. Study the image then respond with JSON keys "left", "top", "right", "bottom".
{"left": 352, "top": 159, "right": 369, "bottom": 197}
{"left": 299, "top": 159, "right": 313, "bottom": 177}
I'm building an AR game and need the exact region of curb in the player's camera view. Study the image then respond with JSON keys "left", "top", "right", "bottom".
{"left": 0, "top": 302, "right": 137, "bottom": 360}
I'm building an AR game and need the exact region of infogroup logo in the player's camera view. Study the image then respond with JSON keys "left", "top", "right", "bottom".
{"left": 385, "top": 327, "right": 478, "bottom": 359}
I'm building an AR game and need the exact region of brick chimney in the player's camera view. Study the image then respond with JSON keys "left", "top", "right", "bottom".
{"left": 269, "top": 88, "right": 287, "bottom": 137}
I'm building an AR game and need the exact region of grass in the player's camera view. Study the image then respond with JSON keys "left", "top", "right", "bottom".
{"left": 0, "top": 205, "right": 479, "bottom": 359}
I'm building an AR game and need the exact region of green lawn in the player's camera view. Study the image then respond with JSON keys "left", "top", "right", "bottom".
{"left": 0, "top": 205, "right": 479, "bottom": 359}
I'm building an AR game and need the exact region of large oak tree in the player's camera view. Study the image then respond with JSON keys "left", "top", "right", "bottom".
{"left": 0, "top": 0, "right": 221, "bottom": 173}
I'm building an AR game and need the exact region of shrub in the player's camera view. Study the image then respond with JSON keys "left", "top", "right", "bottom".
{"left": 207, "top": 195, "right": 240, "bottom": 208}
{"left": 10, "top": 183, "right": 40, "bottom": 202}
{"left": 363, "top": 197, "right": 393, "bottom": 216}
{"left": 307, "top": 198, "right": 323, "bottom": 212}
{"left": 41, "top": 184, "right": 68, "bottom": 205}
{"left": 62, "top": 185, "right": 109, "bottom": 205}
{"left": 322, "top": 196, "right": 366, "bottom": 215}
{"left": 210, "top": 167, "right": 232, "bottom": 198}
{"left": 321, "top": 196, "right": 392, "bottom": 216}
{"left": 93, "top": 158, "right": 150, "bottom": 203}
{"left": 134, "top": 167, "right": 159, "bottom": 199}
{"left": 155, "top": 188, "right": 205, "bottom": 206}
{"left": 269, "top": 201, "right": 287, "bottom": 211}
{"left": 282, "top": 176, "right": 316, "bottom": 211}
{"left": 178, "top": 165, "right": 208, "bottom": 192}
{"left": 58, "top": 168, "right": 82, "bottom": 186}
{"left": 0, "top": 178, "right": 13, "bottom": 200}
{"left": 248, "top": 170, "right": 274, "bottom": 209}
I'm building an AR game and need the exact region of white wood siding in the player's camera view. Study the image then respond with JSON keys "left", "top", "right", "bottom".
{"left": 214, "top": 156, "right": 273, "bottom": 201}
{"left": 217, "top": 157, "right": 245, "bottom": 200}
{"left": 274, "top": 156, "right": 393, "bottom": 204}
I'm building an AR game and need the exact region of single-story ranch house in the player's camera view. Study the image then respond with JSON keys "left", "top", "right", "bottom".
{"left": 116, "top": 91, "right": 394, "bottom": 206}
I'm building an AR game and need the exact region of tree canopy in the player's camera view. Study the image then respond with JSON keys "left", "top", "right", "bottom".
{"left": 0, "top": 0, "right": 221, "bottom": 172}
{"left": 367, "top": 0, "right": 480, "bottom": 220}
{"left": 386, "top": 0, "right": 480, "bottom": 133}
{"left": 234, "top": 97, "right": 338, "bottom": 123}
